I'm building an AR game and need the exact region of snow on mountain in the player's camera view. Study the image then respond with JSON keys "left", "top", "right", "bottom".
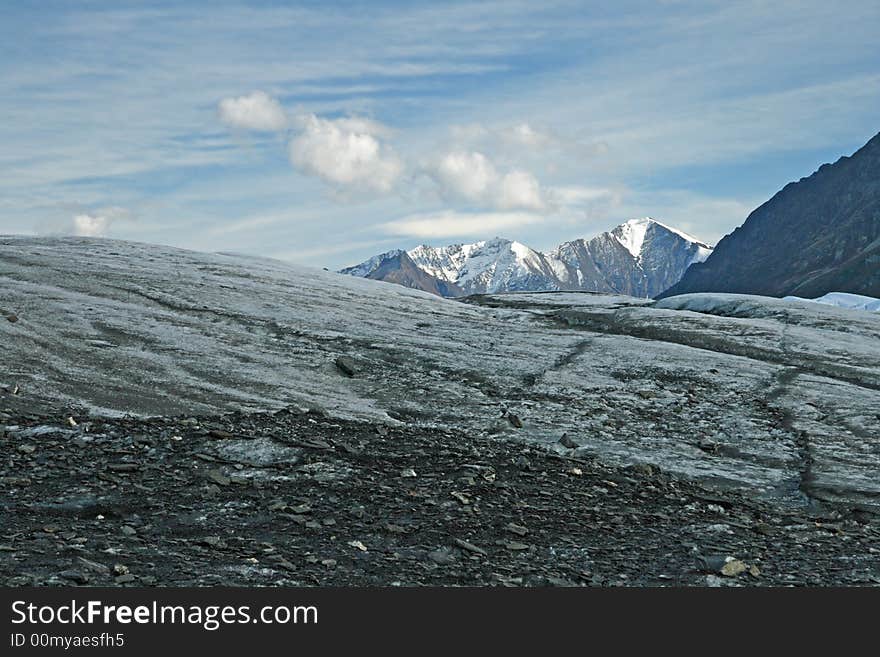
{"left": 339, "top": 249, "right": 405, "bottom": 277}
{"left": 408, "top": 238, "right": 558, "bottom": 295}
{"left": 784, "top": 292, "right": 880, "bottom": 312}
{"left": 341, "top": 218, "right": 712, "bottom": 297}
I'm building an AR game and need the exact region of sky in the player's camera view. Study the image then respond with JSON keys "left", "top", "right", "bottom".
{"left": 1, "top": 0, "right": 878, "bottom": 269}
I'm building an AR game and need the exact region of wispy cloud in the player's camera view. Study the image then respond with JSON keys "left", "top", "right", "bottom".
{"left": 0, "top": 0, "right": 876, "bottom": 268}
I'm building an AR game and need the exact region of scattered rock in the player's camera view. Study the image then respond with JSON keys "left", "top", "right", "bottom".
{"left": 507, "top": 414, "right": 523, "bottom": 429}
{"left": 77, "top": 557, "right": 110, "bottom": 575}
{"left": 504, "top": 542, "right": 530, "bottom": 551}
{"left": 59, "top": 569, "right": 88, "bottom": 585}
{"left": 401, "top": 468, "right": 417, "bottom": 478}
{"left": 107, "top": 463, "right": 139, "bottom": 472}
{"left": 454, "top": 538, "right": 487, "bottom": 556}
{"left": 205, "top": 469, "right": 231, "bottom": 486}
{"left": 559, "top": 433, "right": 578, "bottom": 449}
{"left": 348, "top": 540, "right": 368, "bottom": 552}
{"left": 720, "top": 559, "right": 749, "bottom": 577}
{"left": 5, "top": 314, "right": 18, "bottom": 323}
{"left": 625, "top": 463, "right": 656, "bottom": 477}
{"left": 505, "top": 523, "right": 529, "bottom": 537}
{"left": 335, "top": 356, "right": 359, "bottom": 377}
{"left": 427, "top": 549, "right": 456, "bottom": 566}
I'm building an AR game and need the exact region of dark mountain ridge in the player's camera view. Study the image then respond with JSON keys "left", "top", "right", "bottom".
{"left": 660, "top": 131, "right": 880, "bottom": 299}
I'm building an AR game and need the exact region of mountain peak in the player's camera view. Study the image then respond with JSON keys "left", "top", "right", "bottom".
{"left": 341, "top": 217, "right": 712, "bottom": 298}
{"left": 610, "top": 217, "right": 709, "bottom": 258}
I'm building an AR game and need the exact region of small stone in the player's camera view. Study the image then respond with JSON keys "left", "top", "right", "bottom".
{"left": 559, "top": 433, "right": 578, "bottom": 449}
{"left": 6, "top": 314, "right": 18, "bottom": 323}
{"left": 321, "top": 559, "right": 337, "bottom": 568}
{"left": 698, "top": 438, "right": 719, "bottom": 453}
{"left": 427, "top": 549, "right": 456, "bottom": 565}
{"left": 107, "top": 463, "right": 139, "bottom": 472}
{"left": 451, "top": 491, "right": 470, "bottom": 505}
{"left": 720, "top": 559, "right": 748, "bottom": 577}
{"left": 206, "top": 469, "right": 231, "bottom": 486}
{"left": 348, "top": 540, "right": 368, "bottom": 552}
{"left": 16, "top": 444, "right": 35, "bottom": 454}
{"left": 507, "top": 414, "right": 523, "bottom": 428}
{"left": 401, "top": 468, "right": 417, "bottom": 478}
{"left": 626, "top": 463, "right": 656, "bottom": 477}
{"left": 505, "top": 523, "right": 529, "bottom": 537}
{"left": 114, "top": 573, "right": 137, "bottom": 584}
{"left": 505, "top": 542, "right": 530, "bottom": 551}
{"left": 113, "top": 564, "right": 130, "bottom": 575}
{"left": 120, "top": 525, "right": 137, "bottom": 537}
{"left": 77, "top": 557, "right": 110, "bottom": 575}
{"left": 208, "top": 429, "right": 234, "bottom": 439}
{"left": 454, "top": 538, "right": 487, "bottom": 556}
{"left": 59, "top": 569, "right": 88, "bottom": 584}
{"left": 66, "top": 416, "right": 78, "bottom": 427}
{"left": 335, "top": 356, "right": 358, "bottom": 377}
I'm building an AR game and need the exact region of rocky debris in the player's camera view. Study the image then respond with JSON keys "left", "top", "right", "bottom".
{"left": 2, "top": 407, "right": 880, "bottom": 587}
{"left": 5, "top": 314, "right": 18, "bottom": 323}
{"left": 559, "top": 433, "right": 578, "bottom": 449}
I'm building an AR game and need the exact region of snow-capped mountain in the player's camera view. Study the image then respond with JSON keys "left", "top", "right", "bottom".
{"left": 408, "top": 238, "right": 560, "bottom": 295}
{"left": 341, "top": 218, "right": 712, "bottom": 297}
{"left": 339, "top": 249, "right": 463, "bottom": 297}
{"left": 551, "top": 219, "right": 713, "bottom": 297}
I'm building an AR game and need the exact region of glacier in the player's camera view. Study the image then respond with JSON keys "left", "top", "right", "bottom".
{"left": 2, "top": 236, "right": 880, "bottom": 514}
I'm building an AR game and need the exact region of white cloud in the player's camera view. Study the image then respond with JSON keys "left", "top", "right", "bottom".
{"left": 427, "top": 150, "right": 547, "bottom": 211}
{"left": 36, "top": 206, "right": 132, "bottom": 237}
{"left": 431, "top": 151, "right": 497, "bottom": 202}
{"left": 218, "top": 91, "right": 288, "bottom": 131}
{"left": 380, "top": 210, "right": 544, "bottom": 239}
{"left": 496, "top": 170, "right": 545, "bottom": 211}
{"left": 72, "top": 213, "right": 112, "bottom": 236}
{"left": 289, "top": 114, "right": 402, "bottom": 193}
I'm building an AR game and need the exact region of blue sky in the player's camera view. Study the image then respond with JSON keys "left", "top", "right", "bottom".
{"left": 1, "top": 0, "right": 878, "bottom": 268}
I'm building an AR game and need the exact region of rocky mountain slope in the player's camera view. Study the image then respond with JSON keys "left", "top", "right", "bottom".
{"left": 342, "top": 218, "right": 712, "bottom": 297}
{"left": 661, "top": 131, "right": 880, "bottom": 299}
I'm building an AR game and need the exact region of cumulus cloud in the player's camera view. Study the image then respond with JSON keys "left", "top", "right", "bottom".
{"left": 37, "top": 206, "right": 132, "bottom": 237}
{"left": 380, "top": 210, "right": 544, "bottom": 239}
{"left": 289, "top": 114, "right": 402, "bottom": 193}
{"left": 428, "top": 150, "right": 547, "bottom": 211}
{"left": 218, "top": 91, "right": 288, "bottom": 131}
